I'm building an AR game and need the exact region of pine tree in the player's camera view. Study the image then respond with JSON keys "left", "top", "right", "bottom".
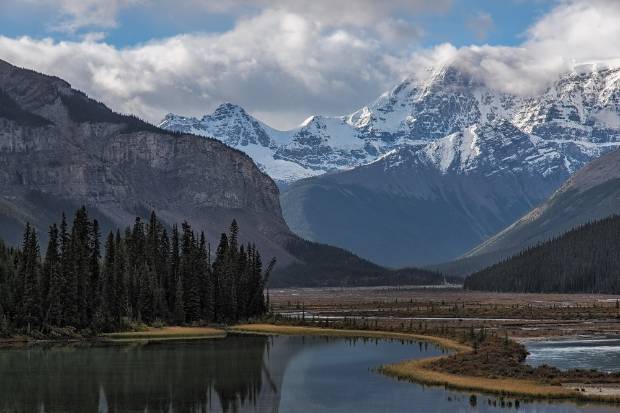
{"left": 180, "top": 222, "right": 201, "bottom": 322}
{"left": 213, "top": 233, "right": 229, "bottom": 322}
{"left": 89, "top": 219, "right": 101, "bottom": 326}
{"left": 114, "top": 230, "right": 129, "bottom": 325}
{"left": 101, "top": 232, "right": 116, "bottom": 328}
{"left": 174, "top": 275, "right": 185, "bottom": 324}
{"left": 71, "top": 206, "right": 91, "bottom": 328}
{"left": 42, "top": 224, "right": 61, "bottom": 327}
{"left": 168, "top": 225, "right": 180, "bottom": 315}
{"left": 19, "top": 224, "right": 40, "bottom": 330}
{"left": 0, "top": 208, "right": 274, "bottom": 334}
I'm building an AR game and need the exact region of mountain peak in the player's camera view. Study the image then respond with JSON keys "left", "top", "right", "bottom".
{"left": 211, "top": 102, "right": 250, "bottom": 118}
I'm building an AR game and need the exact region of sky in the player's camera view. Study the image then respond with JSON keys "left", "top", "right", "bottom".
{"left": 0, "top": 0, "right": 617, "bottom": 129}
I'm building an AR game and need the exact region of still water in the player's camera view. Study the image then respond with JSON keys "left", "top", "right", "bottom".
{"left": 1, "top": 335, "right": 618, "bottom": 412}
{"left": 527, "top": 336, "right": 620, "bottom": 373}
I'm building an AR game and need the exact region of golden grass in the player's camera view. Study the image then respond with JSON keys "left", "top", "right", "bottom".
{"left": 104, "top": 326, "right": 226, "bottom": 341}
{"left": 381, "top": 357, "right": 577, "bottom": 399}
{"left": 231, "top": 323, "right": 620, "bottom": 404}
{"left": 229, "top": 323, "right": 469, "bottom": 352}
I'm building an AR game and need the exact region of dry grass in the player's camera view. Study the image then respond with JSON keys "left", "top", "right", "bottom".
{"left": 381, "top": 357, "right": 577, "bottom": 400}
{"left": 232, "top": 323, "right": 620, "bottom": 404}
{"left": 104, "top": 326, "right": 226, "bottom": 341}
{"left": 230, "top": 323, "right": 470, "bottom": 352}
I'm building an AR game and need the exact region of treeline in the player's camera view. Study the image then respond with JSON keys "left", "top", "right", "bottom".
{"left": 0, "top": 207, "right": 274, "bottom": 335}
{"left": 465, "top": 215, "right": 620, "bottom": 293}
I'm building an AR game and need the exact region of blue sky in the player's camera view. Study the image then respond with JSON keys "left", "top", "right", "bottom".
{"left": 0, "top": 0, "right": 616, "bottom": 129}
{"left": 0, "top": 0, "right": 553, "bottom": 48}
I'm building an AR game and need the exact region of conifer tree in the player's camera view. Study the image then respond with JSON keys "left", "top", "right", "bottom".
{"left": 42, "top": 224, "right": 61, "bottom": 326}
{"left": 0, "top": 210, "right": 274, "bottom": 334}
{"left": 19, "top": 224, "right": 40, "bottom": 329}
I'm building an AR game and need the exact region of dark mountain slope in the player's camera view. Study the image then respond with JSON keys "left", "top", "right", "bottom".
{"left": 465, "top": 215, "right": 620, "bottom": 293}
{"left": 459, "top": 146, "right": 620, "bottom": 274}
{"left": 281, "top": 121, "right": 567, "bottom": 267}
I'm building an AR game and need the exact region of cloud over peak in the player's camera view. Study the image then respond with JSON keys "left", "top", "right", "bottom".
{"left": 1, "top": 0, "right": 619, "bottom": 128}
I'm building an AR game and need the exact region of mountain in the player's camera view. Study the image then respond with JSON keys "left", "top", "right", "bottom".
{"left": 0, "top": 58, "right": 296, "bottom": 264}
{"left": 282, "top": 66, "right": 620, "bottom": 267}
{"left": 459, "top": 146, "right": 620, "bottom": 272}
{"left": 281, "top": 120, "right": 570, "bottom": 266}
{"left": 464, "top": 214, "right": 620, "bottom": 293}
{"left": 0, "top": 58, "right": 446, "bottom": 287}
{"left": 159, "top": 104, "right": 323, "bottom": 184}
{"left": 161, "top": 63, "right": 620, "bottom": 268}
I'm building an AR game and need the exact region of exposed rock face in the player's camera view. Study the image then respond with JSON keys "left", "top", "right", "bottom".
{"left": 0, "top": 59, "right": 449, "bottom": 287}
{"left": 0, "top": 59, "right": 294, "bottom": 263}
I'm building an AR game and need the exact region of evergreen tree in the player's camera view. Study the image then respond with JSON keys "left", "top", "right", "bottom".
{"left": 180, "top": 222, "right": 201, "bottom": 322}
{"left": 0, "top": 210, "right": 273, "bottom": 335}
{"left": 19, "top": 224, "right": 40, "bottom": 330}
{"left": 173, "top": 275, "right": 185, "bottom": 324}
{"left": 42, "top": 224, "right": 61, "bottom": 326}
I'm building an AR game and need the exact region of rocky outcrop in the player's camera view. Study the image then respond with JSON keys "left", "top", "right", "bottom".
{"left": 0, "top": 59, "right": 294, "bottom": 263}
{"left": 0, "top": 59, "right": 448, "bottom": 287}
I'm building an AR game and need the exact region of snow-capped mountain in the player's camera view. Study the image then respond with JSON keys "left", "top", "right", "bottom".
{"left": 159, "top": 103, "right": 322, "bottom": 183}
{"left": 281, "top": 120, "right": 571, "bottom": 267}
{"left": 160, "top": 64, "right": 620, "bottom": 186}
{"left": 161, "top": 63, "right": 620, "bottom": 267}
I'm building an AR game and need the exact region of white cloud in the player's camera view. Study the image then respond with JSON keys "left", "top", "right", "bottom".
{"left": 2, "top": 0, "right": 620, "bottom": 129}
{"left": 0, "top": 9, "right": 418, "bottom": 128}
{"left": 405, "top": 0, "right": 620, "bottom": 96}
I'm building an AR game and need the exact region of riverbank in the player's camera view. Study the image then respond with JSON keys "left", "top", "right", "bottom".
{"left": 231, "top": 323, "right": 620, "bottom": 405}
{"left": 230, "top": 323, "right": 469, "bottom": 352}
{"left": 103, "top": 326, "right": 226, "bottom": 341}
{"left": 4, "top": 320, "right": 620, "bottom": 404}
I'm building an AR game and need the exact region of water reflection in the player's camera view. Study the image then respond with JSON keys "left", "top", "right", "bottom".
{"left": 0, "top": 335, "right": 281, "bottom": 413}
{"left": 0, "top": 335, "right": 618, "bottom": 412}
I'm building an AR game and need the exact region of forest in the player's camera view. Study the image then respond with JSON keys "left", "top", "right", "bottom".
{"left": 465, "top": 215, "right": 620, "bottom": 293}
{"left": 0, "top": 207, "right": 274, "bottom": 336}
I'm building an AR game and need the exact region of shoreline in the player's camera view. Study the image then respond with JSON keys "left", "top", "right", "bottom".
{"left": 230, "top": 323, "right": 620, "bottom": 405}
{"left": 4, "top": 323, "right": 620, "bottom": 404}
{"left": 0, "top": 326, "right": 227, "bottom": 346}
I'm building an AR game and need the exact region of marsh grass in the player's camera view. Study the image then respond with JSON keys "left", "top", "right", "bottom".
{"left": 104, "top": 327, "right": 226, "bottom": 341}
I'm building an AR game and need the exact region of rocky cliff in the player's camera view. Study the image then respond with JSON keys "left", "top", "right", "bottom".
{"left": 0, "top": 59, "right": 293, "bottom": 264}
{"left": 0, "top": 59, "right": 446, "bottom": 287}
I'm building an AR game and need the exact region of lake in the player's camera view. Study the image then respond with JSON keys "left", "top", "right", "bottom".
{"left": 1, "top": 334, "right": 618, "bottom": 412}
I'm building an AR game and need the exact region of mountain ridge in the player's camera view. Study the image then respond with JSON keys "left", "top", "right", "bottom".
{"left": 161, "top": 62, "right": 620, "bottom": 267}
{"left": 0, "top": 58, "right": 447, "bottom": 287}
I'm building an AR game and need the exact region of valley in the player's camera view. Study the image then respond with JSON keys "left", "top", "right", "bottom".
{"left": 163, "top": 64, "right": 620, "bottom": 268}
{"left": 4, "top": 1, "right": 620, "bottom": 412}
{"left": 268, "top": 287, "right": 620, "bottom": 339}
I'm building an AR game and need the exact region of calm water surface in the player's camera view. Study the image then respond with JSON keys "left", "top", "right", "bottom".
{"left": 1, "top": 335, "right": 619, "bottom": 412}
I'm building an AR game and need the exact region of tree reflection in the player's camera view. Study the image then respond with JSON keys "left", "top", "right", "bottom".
{"left": 0, "top": 335, "right": 298, "bottom": 412}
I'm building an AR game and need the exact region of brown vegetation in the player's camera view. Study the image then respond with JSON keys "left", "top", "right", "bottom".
{"left": 104, "top": 326, "right": 226, "bottom": 341}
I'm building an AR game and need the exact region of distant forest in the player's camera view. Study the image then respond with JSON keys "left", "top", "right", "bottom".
{"left": 0, "top": 207, "right": 274, "bottom": 336}
{"left": 465, "top": 215, "right": 620, "bottom": 293}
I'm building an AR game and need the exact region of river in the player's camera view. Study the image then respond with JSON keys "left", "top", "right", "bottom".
{"left": 0, "top": 335, "right": 618, "bottom": 412}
